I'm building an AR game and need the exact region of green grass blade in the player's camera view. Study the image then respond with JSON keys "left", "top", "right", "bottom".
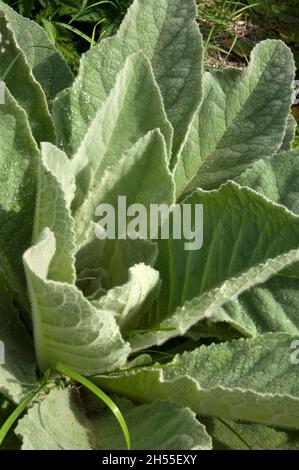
{"left": 69, "top": 0, "right": 118, "bottom": 24}
{"left": 53, "top": 363, "right": 131, "bottom": 450}
{"left": 0, "top": 367, "right": 53, "bottom": 447}
{"left": 204, "top": 26, "right": 215, "bottom": 55}
{"left": 233, "top": 3, "right": 259, "bottom": 19}
{"left": 55, "top": 22, "right": 93, "bottom": 44}
{"left": 1, "top": 51, "right": 23, "bottom": 80}
{"left": 225, "top": 34, "right": 238, "bottom": 59}
{"left": 0, "top": 386, "right": 42, "bottom": 447}
{"left": 85, "top": 0, "right": 119, "bottom": 11}
{"left": 91, "top": 19, "right": 106, "bottom": 47}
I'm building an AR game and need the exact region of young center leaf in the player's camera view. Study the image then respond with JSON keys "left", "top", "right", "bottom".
{"left": 34, "top": 143, "right": 76, "bottom": 283}
{"left": 70, "top": 52, "right": 173, "bottom": 244}
{"left": 23, "top": 229, "right": 130, "bottom": 375}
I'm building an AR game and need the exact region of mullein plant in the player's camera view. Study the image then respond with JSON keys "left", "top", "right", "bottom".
{"left": 0, "top": 0, "right": 299, "bottom": 450}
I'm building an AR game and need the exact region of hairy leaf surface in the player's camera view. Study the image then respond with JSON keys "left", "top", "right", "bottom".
{"left": 16, "top": 388, "right": 212, "bottom": 450}
{"left": 96, "top": 333, "right": 299, "bottom": 429}
{"left": 175, "top": 41, "right": 295, "bottom": 197}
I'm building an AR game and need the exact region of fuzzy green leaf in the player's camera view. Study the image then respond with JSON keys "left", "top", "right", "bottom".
{"left": 95, "top": 263, "right": 161, "bottom": 332}
{"left": 237, "top": 148, "right": 299, "bottom": 214}
{"left": 16, "top": 387, "right": 212, "bottom": 450}
{"left": 33, "top": 143, "right": 76, "bottom": 284}
{"left": 96, "top": 333, "right": 299, "bottom": 429}
{"left": 175, "top": 41, "right": 295, "bottom": 197}
{"left": 0, "top": 0, "right": 73, "bottom": 99}
{"left": 0, "top": 276, "right": 37, "bottom": 403}
{"left": 0, "top": 14, "right": 55, "bottom": 143}
{"left": 0, "top": 84, "right": 38, "bottom": 292}
{"left": 128, "top": 183, "right": 299, "bottom": 351}
{"left": 73, "top": 124, "right": 174, "bottom": 247}
{"left": 193, "top": 276, "right": 299, "bottom": 338}
{"left": 23, "top": 229, "right": 130, "bottom": 374}
{"left": 203, "top": 148, "right": 299, "bottom": 337}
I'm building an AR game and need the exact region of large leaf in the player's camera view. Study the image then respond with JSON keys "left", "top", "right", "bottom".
{"left": 128, "top": 182, "right": 299, "bottom": 351}
{"left": 0, "top": 83, "right": 38, "bottom": 295}
{"left": 0, "top": 275, "right": 37, "bottom": 403}
{"left": 175, "top": 40, "right": 295, "bottom": 198}
{"left": 201, "top": 148, "right": 299, "bottom": 337}
{"left": 33, "top": 143, "right": 76, "bottom": 284}
{"left": 193, "top": 144, "right": 299, "bottom": 337}
{"left": 16, "top": 387, "right": 212, "bottom": 450}
{"left": 190, "top": 276, "right": 299, "bottom": 339}
{"left": 23, "top": 229, "right": 130, "bottom": 374}
{"left": 96, "top": 333, "right": 299, "bottom": 429}
{"left": 53, "top": 0, "right": 203, "bottom": 158}
{"left": 0, "top": 0, "right": 73, "bottom": 99}
{"left": 0, "top": 14, "right": 55, "bottom": 143}
{"left": 70, "top": 53, "right": 172, "bottom": 235}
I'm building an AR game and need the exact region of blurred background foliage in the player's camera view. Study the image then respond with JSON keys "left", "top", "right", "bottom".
{"left": 3, "top": 0, "right": 299, "bottom": 145}
{"left": 4, "top": 1, "right": 299, "bottom": 73}
{"left": 4, "top": 0, "right": 133, "bottom": 71}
